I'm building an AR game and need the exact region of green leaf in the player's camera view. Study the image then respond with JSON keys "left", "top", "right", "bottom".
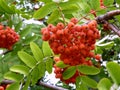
{"left": 76, "top": 76, "right": 88, "bottom": 90}
{"left": 47, "top": 10, "right": 60, "bottom": 24}
{"left": 21, "top": 14, "right": 31, "bottom": 19}
{"left": 10, "top": 65, "right": 30, "bottom": 76}
{"left": 4, "top": 71, "right": 23, "bottom": 82}
{"left": 59, "top": 0, "right": 80, "bottom": 8}
{"left": 62, "top": 4, "right": 79, "bottom": 14}
{"left": 30, "top": 24, "right": 45, "bottom": 34}
{"left": 15, "top": 21, "right": 23, "bottom": 32}
{"left": 37, "top": 61, "right": 46, "bottom": 78}
{"left": 1, "top": 62, "right": 9, "bottom": 74}
{"left": 0, "top": 7, "right": 5, "bottom": 13}
{"left": 31, "top": 66, "right": 40, "bottom": 86}
{"left": 97, "top": 78, "right": 112, "bottom": 90}
{"left": 19, "top": 25, "right": 32, "bottom": 38}
{"left": 81, "top": 76, "right": 97, "bottom": 88}
{"left": 22, "top": 75, "right": 31, "bottom": 90}
{"left": 116, "top": 0, "right": 120, "bottom": 4}
{"left": 56, "top": 61, "right": 69, "bottom": 68}
{"left": 62, "top": 66, "right": 76, "bottom": 80}
{"left": 78, "top": 0, "right": 91, "bottom": 14}
{"left": 42, "top": 41, "right": 52, "bottom": 56}
{"left": 33, "top": 2, "right": 57, "bottom": 19}
{"left": 89, "top": 0, "right": 100, "bottom": 10}
{"left": 0, "top": 0, "right": 15, "bottom": 14}
{"left": 6, "top": 82, "right": 20, "bottom": 90}
{"left": 76, "top": 76, "right": 81, "bottom": 88}
{"left": 30, "top": 42, "right": 44, "bottom": 61}
{"left": 77, "top": 65, "right": 100, "bottom": 75}
{"left": 23, "top": 35, "right": 38, "bottom": 44}
{"left": 0, "top": 74, "right": 4, "bottom": 82}
{"left": 46, "top": 57, "right": 53, "bottom": 74}
{"left": 95, "top": 47, "right": 103, "bottom": 54}
{"left": 106, "top": 62, "right": 120, "bottom": 85}
{"left": 18, "top": 51, "right": 37, "bottom": 68}
{"left": 78, "top": 83, "right": 88, "bottom": 90}
{"left": 104, "top": 0, "right": 114, "bottom": 6}
{"left": 63, "top": 8, "right": 79, "bottom": 14}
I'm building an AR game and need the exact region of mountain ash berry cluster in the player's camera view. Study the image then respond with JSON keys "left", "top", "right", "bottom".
{"left": 0, "top": 24, "right": 19, "bottom": 50}
{"left": 41, "top": 18, "right": 101, "bottom": 84}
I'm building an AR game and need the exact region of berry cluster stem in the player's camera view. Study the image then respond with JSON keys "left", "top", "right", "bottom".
{"left": 56, "top": 3, "right": 66, "bottom": 25}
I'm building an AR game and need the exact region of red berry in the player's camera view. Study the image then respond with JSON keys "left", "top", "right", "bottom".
{"left": 82, "top": 24, "right": 89, "bottom": 33}
{"left": 70, "top": 18, "right": 78, "bottom": 24}
{"left": 87, "top": 30, "right": 94, "bottom": 36}
{"left": 54, "top": 56, "right": 60, "bottom": 62}
{"left": 0, "top": 86, "right": 4, "bottom": 90}
{"left": 67, "top": 22, "right": 75, "bottom": 29}
{"left": 0, "top": 25, "right": 4, "bottom": 30}
{"left": 88, "top": 20, "right": 97, "bottom": 29}
{"left": 56, "top": 30, "right": 64, "bottom": 38}
{"left": 40, "top": 28, "right": 47, "bottom": 34}
{"left": 42, "top": 30, "right": 50, "bottom": 41}
{"left": 95, "top": 54, "right": 101, "bottom": 61}
{"left": 57, "top": 22, "right": 64, "bottom": 30}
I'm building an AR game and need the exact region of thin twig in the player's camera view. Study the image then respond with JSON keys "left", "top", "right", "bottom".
{"left": 78, "top": 13, "right": 91, "bottom": 22}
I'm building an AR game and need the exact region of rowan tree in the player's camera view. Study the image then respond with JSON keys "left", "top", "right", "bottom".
{"left": 0, "top": 0, "right": 120, "bottom": 90}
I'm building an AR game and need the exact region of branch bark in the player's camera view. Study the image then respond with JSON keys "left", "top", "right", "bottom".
{"left": 96, "top": 10, "right": 120, "bottom": 36}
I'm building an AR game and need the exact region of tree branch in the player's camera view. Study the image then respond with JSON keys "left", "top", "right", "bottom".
{"left": 96, "top": 9, "right": 120, "bottom": 36}
{"left": 107, "top": 23, "right": 120, "bottom": 36}
{"left": 38, "top": 81, "right": 68, "bottom": 90}
{"left": 96, "top": 9, "right": 120, "bottom": 23}
{"left": 2, "top": 80, "right": 68, "bottom": 90}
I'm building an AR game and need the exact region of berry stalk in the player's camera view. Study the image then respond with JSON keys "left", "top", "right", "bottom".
{"left": 56, "top": 3, "right": 66, "bottom": 25}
